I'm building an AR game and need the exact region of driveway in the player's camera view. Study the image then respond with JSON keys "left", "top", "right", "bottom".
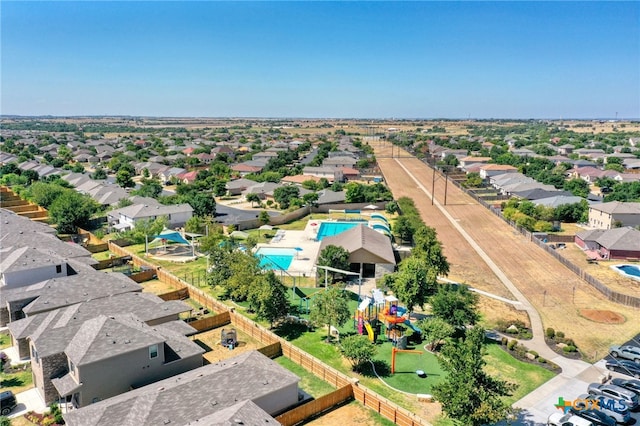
{"left": 8, "top": 387, "right": 47, "bottom": 419}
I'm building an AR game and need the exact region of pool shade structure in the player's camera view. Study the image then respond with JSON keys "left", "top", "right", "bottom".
{"left": 294, "top": 247, "right": 303, "bottom": 259}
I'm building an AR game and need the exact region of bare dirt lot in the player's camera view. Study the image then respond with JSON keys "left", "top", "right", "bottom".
{"left": 373, "top": 141, "right": 640, "bottom": 360}
{"left": 192, "top": 327, "right": 264, "bottom": 364}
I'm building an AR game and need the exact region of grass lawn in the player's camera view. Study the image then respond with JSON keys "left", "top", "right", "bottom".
{"left": 91, "top": 250, "right": 113, "bottom": 261}
{"left": 274, "top": 356, "right": 337, "bottom": 398}
{"left": 1, "top": 367, "right": 34, "bottom": 394}
{"left": 0, "top": 332, "right": 10, "bottom": 349}
{"left": 483, "top": 342, "right": 555, "bottom": 405}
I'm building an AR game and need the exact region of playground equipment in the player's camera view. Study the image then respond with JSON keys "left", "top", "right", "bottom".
{"left": 391, "top": 347, "right": 423, "bottom": 374}
{"left": 220, "top": 328, "right": 237, "bottom": 350}
{"left": 355, "top": 289, "right": 386, "bottom": 342}
{"left": 379, "top": 296, "right": 422, "bottom": 342}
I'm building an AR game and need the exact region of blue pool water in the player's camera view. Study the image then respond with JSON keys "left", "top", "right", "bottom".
{"left": 316, "top": 221, "right": 365, "bottom": 241}
{"left": 615, "top": 264, "right": 640, "bottom": 280}
{"left": 255, "top": 248, "right": 296, "bottom": 271}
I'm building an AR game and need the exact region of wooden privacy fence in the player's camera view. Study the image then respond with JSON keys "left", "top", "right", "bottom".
{"left": 531, "top": 238, "right": 640, "bottom": 308}
{"left": 276, "top": 385, "right": 354, "bottom": 426}
{"left": 128, "top": 269, "right": 157, "bottom": 283}
{"left": 187, "top": 312, "right": 231, "bottom": 333}
{"left": 257, "top": 342, "right": 283, "bottom": 359}
{"left": 92, "top": 256, "right": 132, "bottom": 270}
{"left": 108, "top": 241, "right": 432, "bottom": 426}
{"left": 159, "top": 288, "right": 190, "bottom": 301}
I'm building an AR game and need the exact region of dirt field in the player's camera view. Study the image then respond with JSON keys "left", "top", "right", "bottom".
{"left": 579, "top": 309, "right": 626, "bottom": 324}
{"left": 373, "top": 141, "right": 640, "bottom": 360}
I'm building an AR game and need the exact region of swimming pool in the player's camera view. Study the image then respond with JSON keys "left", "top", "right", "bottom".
{"left": 613, "top": 264, "right": 640, "bottom": 281}
{"left": 255, "top": 247, "right": 297, "bottom": 271}
{"left": 316, "top": 221, "right": 365, "bottom": 241}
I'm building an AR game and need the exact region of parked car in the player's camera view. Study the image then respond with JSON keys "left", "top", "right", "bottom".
{"left": 610, "top": 378, "right": 640, "bottom": 396}
{"left": 569, "top": 407, "right": 615, "bottom": 426}
{"left": 575, "top": 394, "right": 631, "bottom": 424}
{"left": 610, "top": 345, "right": 640, "bottom": 363}
{"left": 587, "top": 383, "right": 639, "bottom": 411}
{"left": 605, "top": 359, "right": 640, "bottom": 379}
{"left": 548, "top": 412, "right": 594, "bottom": 426}
{"left": 0, "top": 390, "right": 17, "bottom": 416}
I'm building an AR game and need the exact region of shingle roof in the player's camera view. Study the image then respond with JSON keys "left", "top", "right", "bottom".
{"left": 63, "top": 351, "right": 298, "bottom": 426}
{"left": 319, "top": 224, "right": 395, "bottom": 264}
{"left": 595, "top": 227, "right": 640, "bottom": 251}
{"left": 589, "top": 201, "right": 640, "bottom": 215}
{"left": 65, "top": 314, "right": 166, "bottom": 365}
{"left": 7, "top": 292, "right": 190, "bottom": 341}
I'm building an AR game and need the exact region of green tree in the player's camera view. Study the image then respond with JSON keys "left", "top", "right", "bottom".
{"left": 185, "top": 216, "right": 203, "bottom": 234}
{"left": 463, "top": 172, "right": 483, "bottom": 188}
{"left": 432, "top": 327, "right": 516, "bottom": 426}
{"left": 563, "top": 178, "right": 590, "bottom": 198}
{"left": 418, "top": 317, "right": 455, "bottom": 351}
{"left": 28, "top": 182, "right": 66, "bottom": 208}
{"left": 316, "top": 245, "right": 350, "bottom": 285}
{"left": 258, "top": 210, "right": 270, "bottom": 227}
{"left": 273, "top": 186, "right": 300, "bottom": 209}
{"left": 91, "top": 167, "right": 107, "bottom": 180}
{"left": 412, "top": 225, "right": 450, "bottom": 276}
{"left": 309, "top": 287, "right": 351, "bottom": 339}
{"left": 48, "top": 190, "right": 99, "bottom": 234}
{"left": 390, "top": 257, "right": 438, "bottom": 317}
{"left": 246, "top": 193, "right": 261, "bottom": 207}
{"left": 183, "top": 193, "right": 216, "bottom": 217}
{"left": 248, "top": 271, "right": 290, "bottom": 328}
{"left": 131, "top": 216, "right": 168, "bottom": 245}
{"left": 340, "top": 334, "right": 377, "bottom": 372}
{"left": 430, "top": 284, "right": 480, "bottom": 328}
{"left": 116, "top": 169, "right": 135, "bottom": 188}
{"left": 302, "top": 192, "right": 319, "bottom": 207}
{"left": 393, "top": 215, "right": 415, "bottom": 243}
{"left": 133, "top": 178, "right": 163, "bottom": 198}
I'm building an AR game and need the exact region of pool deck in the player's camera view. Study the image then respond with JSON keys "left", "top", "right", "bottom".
{"left": 256, "top": 226, "right": 322, "bottom": 276}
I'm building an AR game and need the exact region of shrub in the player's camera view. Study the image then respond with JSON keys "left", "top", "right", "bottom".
{"left": 501, "top": 337, "right": 508, "bottom": 346}
{"left": 538, "top": 357, "right": 547, "bottom": 363}
{"left": 507, "top": 339, "right": 518, "bottom": 351}
{"left": 563, "top": 345, "right": 577, "bottom": 353}
{"left": 564, "top": 339, "right": 576, "bottom": 347}
{"left": 546, "top": 328, "right": 555, "bottom": 339}
{"left": 0, "top": 416, "right": 10, "bottom": 426}
{"left": 555, "top": 331, "right": 565, "bottom": 339}
{"left": 529, "top": 350, "right": 538, "bottom": 358}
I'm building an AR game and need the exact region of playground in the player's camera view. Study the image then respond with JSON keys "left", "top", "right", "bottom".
{"left": 281, "top": 285, "right": 446, "bottom": 396}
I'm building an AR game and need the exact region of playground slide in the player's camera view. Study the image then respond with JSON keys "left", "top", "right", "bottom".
{"left": 404, "top": 319, "right": 421, "bottom": 334}
{"left": 364, "top": 321, "right": 375, "bottom": 342}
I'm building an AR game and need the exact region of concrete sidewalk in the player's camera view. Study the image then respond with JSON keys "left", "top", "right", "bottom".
{"left": 8, "top": 387, "right": 48, "bottom": 419}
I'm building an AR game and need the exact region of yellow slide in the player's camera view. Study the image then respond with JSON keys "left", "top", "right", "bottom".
{"left": 364, "top": 321, "right": 375, "bottom": 342}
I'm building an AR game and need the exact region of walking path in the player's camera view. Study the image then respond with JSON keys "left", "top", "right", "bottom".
{"left": 389, "top": 157, "right": 605, "bottom": 424}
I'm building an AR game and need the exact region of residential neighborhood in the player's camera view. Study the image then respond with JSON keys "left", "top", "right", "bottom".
{"left": 1, "top": 117, "right": 639, "bottom": 426}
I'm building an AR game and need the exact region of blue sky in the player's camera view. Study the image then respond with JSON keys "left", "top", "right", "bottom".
{"left": 2, "top": 1, "right": 639, "bottom": 118}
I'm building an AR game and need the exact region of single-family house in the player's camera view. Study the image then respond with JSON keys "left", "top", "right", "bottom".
{"left": 225, "top": 178, "right": 257, "bottom": 195}
{"left": 460, "top": 157, "right": 491, "bottom": 170}
{"left": 575, "top": 227, "right": 640, "bottom": 260}
{"left": 588, "top": 201, "right": 640, "bottom": 229}
{"left": 107, "top": 200, "right": 193, "bottom": 231}
{"left": 231, "top": 162, "right": 264, "bottom": 176}
{"left": 32, "top": 313, "right": 202, "bottom": 406}
{"left": 322, "top": 156, "right": 357, "bottom": 169}
{"left": 63, "top": 350, "right": 300, "bottom": 426}
{"left": 479, "top": 164, "right": 518, "bottom": 180}
{"left": 302, "top": 166, "right": 343, "bottom": 182}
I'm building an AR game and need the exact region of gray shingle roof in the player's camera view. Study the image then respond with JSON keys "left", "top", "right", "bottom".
{"left": 589, "top": 201, "right": 640, "bottom": 215}
{"left": 8, "top": 292, "right": 190, "bottom": 341}
{"left": 0, "top": 208, "right": 56, "bottom": 234}
{"left": 63, "top": 351, "right": 299, "bottom": 426}
{"left": 65, "top": 314, "right": 165, "bottom": 365}
{"left": 319, "top": 224, "right": 395, "bottom": 264}
{"left": 595, "top": 227, "right": 640, "bottom": 251}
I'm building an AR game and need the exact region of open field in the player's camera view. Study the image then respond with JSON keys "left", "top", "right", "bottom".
{"left": 373, "top": 141, "right": 640, "bottom": 360}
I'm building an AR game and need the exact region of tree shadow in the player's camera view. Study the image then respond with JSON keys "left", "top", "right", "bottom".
{"left": 273, "top": 322, "right": 309, "bottom": 341}
{"left": 1, "top": 377, "right": 25, "bottom": 387}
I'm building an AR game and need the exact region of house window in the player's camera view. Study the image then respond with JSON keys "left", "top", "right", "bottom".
{"left": 149, "top": 344, "right": 158, "bottom": 359}
{"left": 69, "top": 360, "right": 75, "bottom": 375}
{"left": 56, "top": 265, "right": 62, "bottom": 274}
{"left": 31, "top": 346, "right": 39, "bottom": 364}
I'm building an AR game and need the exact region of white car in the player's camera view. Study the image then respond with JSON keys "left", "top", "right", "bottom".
{"left": 548, "top": 412, "right": 594, "bottom": 426}
{"left": 575, "top": 393, "right": 631, "bottom": 424}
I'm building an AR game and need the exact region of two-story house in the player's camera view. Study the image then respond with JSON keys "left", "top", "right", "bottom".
{"left": 588, "top": 201, "right": 640, "bottom": 229}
